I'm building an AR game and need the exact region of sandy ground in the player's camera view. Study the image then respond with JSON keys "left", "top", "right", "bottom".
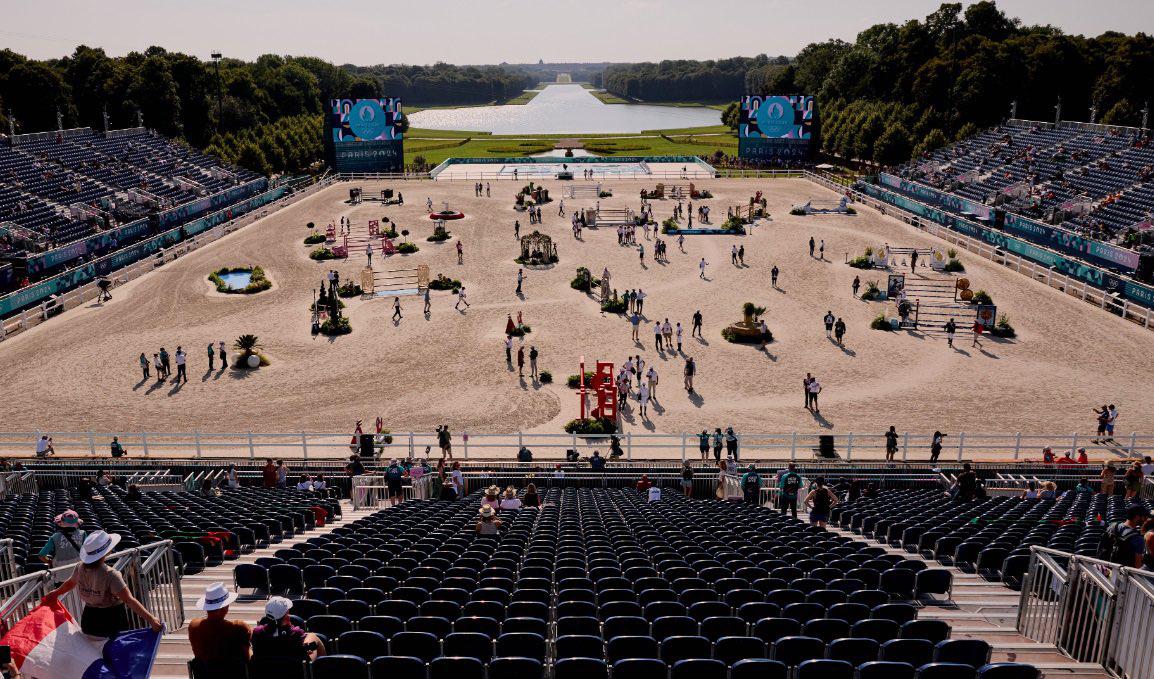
{"left": 1, "top": 177, "right": 1152, "bottom": 450}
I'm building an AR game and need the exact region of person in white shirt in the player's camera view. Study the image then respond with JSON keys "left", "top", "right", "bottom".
{"left": 174, "top": 347, "right": 187, "bottom": 383}
{"left": 312, "top": 475, "right": 327, "bottom": 491}
{"left": 498, "top": 487, "right": 522, "bottom": 510}
{"left": 36, "top": 435, "right": 55, "bottom": 457}
{"left": 295, "top": 475, "right": 313, "bottom": 491}
{"left": 699, "top": 258, "right": 708, "bottom": 279}
{"left": 646, "top": 366, "right": 659, "bottom": 402}
{"left": 675, "top": 322, "right": 683, "bottom": 352}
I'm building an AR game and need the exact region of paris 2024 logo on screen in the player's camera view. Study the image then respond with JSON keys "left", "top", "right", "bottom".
{"left": 330, "top": 98, "right": 404, "bottom": 142}
{"left": 739, "top": 95, "right": 814, "bottom": 139}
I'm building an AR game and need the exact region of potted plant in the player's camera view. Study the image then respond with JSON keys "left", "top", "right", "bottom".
{"left": 233, "top": 334, "right": 269, "bottom": 368}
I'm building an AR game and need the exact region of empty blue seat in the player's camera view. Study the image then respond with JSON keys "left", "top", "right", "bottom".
{"left": 311, "top": 655, "right": 369, "bottom": 679}
{"left": 612, "top": 658, "right": 667, "bottom": 679}
{"left": 730, "top": 658, "right": 787, "bottom": 679}
{"left": 859, "top": 661, "right": 917, "bottom": 679}
{"left": 555, "top": 658, "right": 607, "bottom": 679}
{"left": 489, "top": 657, "right": 544, "bottom": 679}
{"left": 430, "top": 656, "right": 483, "bottom": 679}
{"left": 671, "top": 658, "right": 726, "bottom": 679}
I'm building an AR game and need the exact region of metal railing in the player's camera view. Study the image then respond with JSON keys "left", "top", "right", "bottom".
{"left": 0, "top": 540, "right": 183, "bottom": 634}
{"left": 1017, "top": 545, "right": 1154, "bottom": 678}
{"left": 0, "top": 471, "right": 38, "bottom": 496}
{"left": 2, "top": 429, "right": 1147, "bottom": 461}
{"left": 0, "top": 538, "right": 16, "bottom": 582}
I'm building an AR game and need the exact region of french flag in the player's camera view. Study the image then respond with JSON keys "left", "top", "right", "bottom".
{"left": 0, "top": 600, "right": 160, "bottom": 679}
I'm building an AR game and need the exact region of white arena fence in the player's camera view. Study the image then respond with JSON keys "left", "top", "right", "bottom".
{"left": 810, "top": 172, "right": 1154, "bottom": 333}
{"left": 1017, "top": 545, "right": 1154, "bottom": 679}
{"left": 0, "top": 540, "right": 184, "bottom": 635}
{"left": 2, "top": 430, "right": 1148, "bottom": 461}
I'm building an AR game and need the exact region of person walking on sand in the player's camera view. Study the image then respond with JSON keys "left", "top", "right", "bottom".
{"left": 505, "top": 335, "right": 513, "bottom": 364}
{"left": 424, "top": 287, "right": 431, "bottom": 315}
{"left": 457, "top": 240, "right": 464, "bottom": 264}
{"left": 692, "top": 309, "right": 703, "bottom": 338}
{"left": 944, "top": 318, "right": 957, "bottom": 348}
{"left": 516, "top": 269, "right": 524, "bottom": 295}
{"left": 517, "top": 345, "right": 525, "bottom": 377}
{"left": 803, "top": 373, "right": 813, "bottom": 409}
{"left": 852, "top": 275, "right": 861, "bottom": 297}
{"left": 834, "top": 317, "right": 846, "bottom": 345}
{"left": 455, "top": 286, "right": 469, "bottom": 310}
{"left": 738, "top": 244, "right": 745, "bottom": 266}
{"left": 392, "top": 296, "right": 403, "bottom": 322}
{"left": 366, "top": 242, "right": 373, "bottom": 267}
{"left": 159, "top": 347, "right": 171, "bottom": 379}
{"left": 646, "top": 365, "right": 659, "bottom": 402}
{"left": 971, "top": 319, "right": 983, "bottom": 348}
{"left": 635, "top": 289, "right": 646, "bottom": 315}
{"left": 206, "top": 343, "right": 215, "bottom": 371}
{"left": 819, "top": 239, "right": 825, "bottom": 260}
{"left": 675, "top": 322, "right": 683, "bottom": 352}
{"left": 678, "top": 233, "right": 685, "bottom": 252}
{"left": 486, "top": 182, "right": 490, "bottom": 197}
{"left": 529, "top": 346, "right": 538, "bottom": 380}
{"left": 631, "top": 311, "right": 641, "bottom": 342}
{"left": 823, "top": 311, "right": 835, "bottom": 338}
{"left": 699, "top": 257, "right": 708, "bottom": 279}
{"left": 153, "top": 353, "right": 163, "bottom": 381}
{"left": 139, "top": 352, "right": 150, "bottom": 380}
{"left": 654, "top": 321, "right": 664, "bottom": 351}
{"left": 219, "top": 341, "right": 227, "bottom": 370}
{"left": 770, "top": 264, "right": 780, "bottom": 288}
{"left": 809, "top": 236, "right": 815, "bottom": 257}
{"left": 731, "top": 244, "right": 739, "bottom": 266}
{"left": 514, "top": 220, "right": 520, "bottom": 239}
{"left": 684, "top": 356, "right": 696, "bottom": 393}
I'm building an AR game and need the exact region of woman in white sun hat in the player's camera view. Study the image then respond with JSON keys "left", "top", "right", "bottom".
{"left": 41, "top": 530, "right": 163, "bottom": 637}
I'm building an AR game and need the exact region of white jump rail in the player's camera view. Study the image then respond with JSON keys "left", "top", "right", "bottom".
{"left": 2, "top": 430, "right": 1147, "bottom": 461}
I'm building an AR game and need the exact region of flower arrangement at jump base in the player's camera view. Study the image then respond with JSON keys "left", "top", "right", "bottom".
{"left": 721, "top": 302, "right": 773, "bottom": 344}
{"left": 427, "top": 222, "right": 452, "bottom": 242}
{"left": 208, "top": 266, "right": 272, "bottom": 294}
{"left": 564, "top": 416, "right": 617, "bottom": 435}
{"left": 428, "top": 274, "right": 463, "bottom": 291}
{"left": 570, "top": 267, "right": 600, "bottom": 293}
{"left": 233, "top": 334, "right": 270, "bottom": 368}
{"left": 397, "top": 230, "right": 419, "bottom": 254}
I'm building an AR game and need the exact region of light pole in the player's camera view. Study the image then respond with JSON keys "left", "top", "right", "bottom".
{"left": 211, "top": 52, "right": 223, "bottom": 133}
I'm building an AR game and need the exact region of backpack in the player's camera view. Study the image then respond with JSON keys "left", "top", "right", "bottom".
{"left": 782, "top": 473, "right": 801, "bottom": 496}
{"left": 1097, "top": 522, "right": 1139, "bottom": 565}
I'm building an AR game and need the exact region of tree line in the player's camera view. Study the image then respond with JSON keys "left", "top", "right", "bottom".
{"left": 604, "top": 56, "right": 788, "bottom": 102}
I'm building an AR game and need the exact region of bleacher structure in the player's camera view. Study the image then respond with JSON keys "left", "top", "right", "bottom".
{"left": 894, "top": 120, "right": 1154, "bottom": 249}
{"left": 0, "top": 126, "right": 265, "bottom": 294}
{"left": 1, "top": 462, "right": 1149, "bottom": 679}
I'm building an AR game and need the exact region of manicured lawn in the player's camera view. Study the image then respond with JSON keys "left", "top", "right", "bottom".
{"left": 503, "top": 89, "right": 540, "bottom": 105}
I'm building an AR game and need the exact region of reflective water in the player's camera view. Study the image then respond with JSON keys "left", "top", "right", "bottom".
{"left": 407, "top": 84, "right": 721, "bottom": 134}
{"left": 218, "top": 271, "right": 252, "bottom": 290}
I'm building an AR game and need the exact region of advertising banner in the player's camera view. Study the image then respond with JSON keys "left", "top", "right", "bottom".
{"left": 737, "top": 95, "right": 815, "bottom": 161}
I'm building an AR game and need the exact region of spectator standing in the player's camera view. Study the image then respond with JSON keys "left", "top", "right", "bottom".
{"left": 1098, "top": 505, "right": 1150, "bottom": 568}
{"left": 930, "top": 431, "right": 946, "bottom": 462}
{"left": 681, "top": 461, "right": 694, "bottom": 497}
{"left": 275, "top": 460, "right": 288, "bottom": 489}
{"left": 804, "top": 478, "right": 838, "bottom": 527}
{"left": 189, "top": 582, "right": 250, "bottom": 670}
{"left": 712, "top": 428, "right": 724, "bottom": 463}
{"left": 262, "top": 459, "right": 277, "bottom": 488}
{"left": 740, "top": 465, "right": 761, "bottom": 504}
{"left": 38, "top": 510, "right": 87, "bottom": 582}
{"left": 139, "top": 352, "right": 150, "bottom": 379}
{"left": 698, "top": 430, "right": 710, "bottom": 462}
{"left": 884, "top": 426, "right": 899, "bottom": 462}
{"left": 725, "top": 426, "right": 739, "bottom": 461}
{"left": 1124, "top": 462, "right": 1144, "bottom": 500}
{"left": 955, "top": 463, "right": 978, "bottom": 501}
{"left": 42, "top": 531, "right": 164, "bottom": 637}
{"left": 385, "top": 459, "right": 404, "bottom": 506}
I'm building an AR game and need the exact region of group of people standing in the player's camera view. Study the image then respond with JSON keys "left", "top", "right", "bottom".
{"left": 138, "top": 341, "right": 228, "bottom": 382}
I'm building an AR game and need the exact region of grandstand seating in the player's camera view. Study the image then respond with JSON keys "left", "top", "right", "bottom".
{"left": 0, "top": 486, "right": 338, "bottom": 574}
{"left": 894, "top": 121, "right": 1154, "bottom": 249}
{"left": 0, "top": 127, "right": 262, "bottom": 273}
{"left": 221, "top": 487, "right": 1042, "bottom": 679}
{"left": 831, "top": 488, "right": 1153, "bottom": 589}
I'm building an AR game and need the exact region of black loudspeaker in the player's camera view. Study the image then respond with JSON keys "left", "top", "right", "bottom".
{"left": 818, "top": 435, "right": 837, "bottom": 458}
{"left": 1137, "top": 252, "right": 1154, "bottom": 284}
{"left": 993, "top": 209, "right": 1006, "bottom": 230}
{"left": 359, "top": 434, "right": 375, "bottom": 458}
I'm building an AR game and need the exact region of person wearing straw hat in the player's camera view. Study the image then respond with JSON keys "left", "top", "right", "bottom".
{"left": 251, "top": 597, "right": 324, "bottom": 661}
{"left": 189, "top": 582, "right": 250, "bottom": 670}
{"left": 481, "top": 485, "right": 501, "bottom": 511}
{"left": 498, "top": 487, "right": 522, "bottom": 510}
{"left": 476, "top": 505, "right": 503, "bottom": 535}
{"left": 41, "top": 530, "right": 163, "bottom": 637}
{"left": 38, "top": 510, "right": 87, "bottom": 582}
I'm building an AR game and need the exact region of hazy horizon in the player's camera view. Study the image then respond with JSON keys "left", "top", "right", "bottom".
{"left": 1, "top": 0, "right": 1152, "bottom": 65}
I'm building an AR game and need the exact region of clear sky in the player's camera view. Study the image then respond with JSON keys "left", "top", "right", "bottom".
{"left": 1, "top": 0, "right": 1151, "bottom": 64}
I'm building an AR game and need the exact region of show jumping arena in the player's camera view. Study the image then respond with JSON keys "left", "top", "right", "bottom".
{"left": 2, "top": 174, "right": 1154, "bottom": 461}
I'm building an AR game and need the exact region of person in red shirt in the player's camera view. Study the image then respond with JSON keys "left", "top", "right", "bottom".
{"left": 1076, "top": 448, "right": 1089, "bottom": 464}
{"left": 636, "top": 474, "right": 652, "bottom": 492}
{"left": 261, "top": 459, "right": 277, "bottom": 488}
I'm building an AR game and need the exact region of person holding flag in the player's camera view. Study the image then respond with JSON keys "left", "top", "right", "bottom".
{"left": 40, "top": 530, "right": 163, "bottom": 638}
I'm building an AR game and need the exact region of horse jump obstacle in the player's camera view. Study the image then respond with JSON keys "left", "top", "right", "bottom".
{"left": 596, "top": 206, "right": 635, "bottom": 226}
{"left": 366, "top": 264, "right": 429, "bottom": 297}
{"left": 565, "top": 184, "right": 602, "bottom": 199}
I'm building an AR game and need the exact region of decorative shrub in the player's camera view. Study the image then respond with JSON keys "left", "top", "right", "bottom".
{"left": 860, "top": 280, "right": 882, "bottom": 301}
{"left": 428, "top": 275, "right": 462, "bottom": 291}
{"left": 601, "top": 297, "right": 627, "bottom": 314}
{"left": 947, "top": 248, "right": 958, "bottom": 258}
{"left": 696, "top": 189, "right": 713, "bottom": 198}
{"left": 397, "top": 242, "right": 420, "bottom": 254}
{"left": 337, "top": 282, "right": 363, "bottom": 298}
{"left": 870, "top": 313, "right": 893, "bottom": 330}
{"left": 507, "top": 325, "right": 532, "bottom": 337}
{"left": 991, "top": 313, "right": 1017, "bottom": 338}
{"left": 304, "top": 233, "right": 326, "bottom": 245}
{"left": 722, "top": 216, "right": 746, "bottom": 233}
{"left": 790, "top": 207, "right": 807, "bottom": 216}
{"left": 564, "top": 417, "right": 617, "bottom": 435}
{"left": 320, "top": 317, "right": 352, "bottom": 335}
{"left": 944, "top": 258, "right": 965, "bottom": 272}
{"left": 382, "top": 226, "right": 398, "bottom": 238}
{"left": 971, "top": 289, "right": 993, "bottom": 305}
{"left": 515, "top": 252, "right": 558, "bottom": 265}
{"left": 661, "top": 218, "right": 679, "bottom": 234}
{"left": 209, "top": 266, "right": 271, "bottom": 294}
{"left": 377, "top": 428, "right": 395, "bottom": 445}
{"left": 721, "top": 326, "right": 773, "bottom": 344}
{"left": 598, "top": 190, "right": 613, "bottom": 198}
{"left": 427, "top": 229, "right": 452, "bottom": 242}
{"left": 539, "top": 370, "right": 553, "bottom": 384}
{"left": 567, "top": 372, "right": 595, "bottom": 388}
{"left": 310, "top": 247, "right": 339, "bottom": 261}
{"left": 570, "top": 267, "right": 599, "bottom": 292}
{"left": 232, "top": 334, "right": 269, "bottom": 367}
{"left": 848, "top": 255, "right": 873, "bottom": 269}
